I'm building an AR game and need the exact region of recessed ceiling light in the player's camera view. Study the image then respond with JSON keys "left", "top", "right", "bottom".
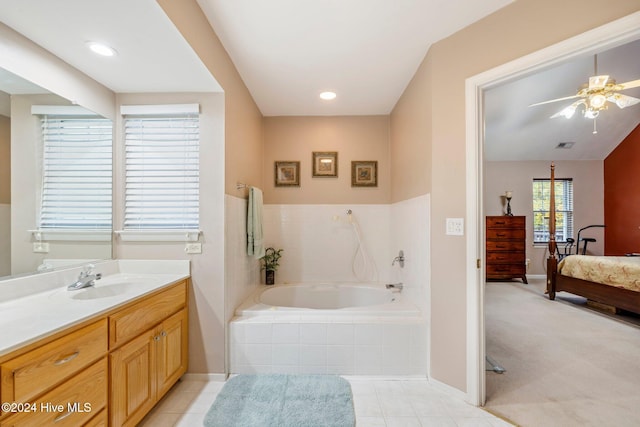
{"left": 319, "top": 91, "right": 337, "bottom": 100}
{"left": 86, "top": 41, "right": 117, "bottom": 57}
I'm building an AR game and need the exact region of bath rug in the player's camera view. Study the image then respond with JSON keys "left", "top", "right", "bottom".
{"left": 203, "top": 374, "right": 355, "bottom": 427}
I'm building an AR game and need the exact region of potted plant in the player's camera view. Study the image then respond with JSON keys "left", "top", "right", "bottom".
{"left": 260, "top": 247, "right": 283, "bottom": 285}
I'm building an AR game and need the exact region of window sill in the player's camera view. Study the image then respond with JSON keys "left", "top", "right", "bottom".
{"left": 30, "top": 229, "right": 112, "bottom": 242}
{"left": 115, "top": 230, "right": 201, "bottom": 242}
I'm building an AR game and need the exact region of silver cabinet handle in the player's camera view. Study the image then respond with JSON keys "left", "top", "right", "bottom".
{"left": 54, "top": 410, "right": 73, "bottom": 423}
{"left": 54, "top": 351, "right": 80, "bottom": 366}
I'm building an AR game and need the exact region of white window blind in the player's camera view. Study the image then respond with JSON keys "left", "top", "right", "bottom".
{"left": 532, "top": 178, "right": 574, "bottom": 243}
{"left": 123, "top": 112, "right": 199, "bottom": 230}
{"left": 39, "top": 116, "right": 113, "bottom": 229}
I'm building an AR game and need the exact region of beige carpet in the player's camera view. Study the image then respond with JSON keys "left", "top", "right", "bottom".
{"left": 485, "top": 278, "right": 640, "bottom": 427}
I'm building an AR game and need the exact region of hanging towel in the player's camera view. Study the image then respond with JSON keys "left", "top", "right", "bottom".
{"left": 247, "top": 186, "right": 265, "bottom": 259}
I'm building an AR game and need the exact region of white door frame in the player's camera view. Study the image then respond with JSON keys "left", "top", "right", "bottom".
{"left": 465, "top": 11, "right": 640, "bottom": 406}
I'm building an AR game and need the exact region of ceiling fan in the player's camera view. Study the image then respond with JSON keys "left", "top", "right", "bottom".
{"left": 529, "top": 55, "right": 640, "bottom": 120}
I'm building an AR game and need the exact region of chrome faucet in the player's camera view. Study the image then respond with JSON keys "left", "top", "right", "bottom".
{"left": 391, "top": 250, "right": 405, "bottom": 268}
{"left": 385, "top": 282, "right": 403, "bottom": 292}
{"left": 67, "top": 264, "right": 102, "bottom": 291}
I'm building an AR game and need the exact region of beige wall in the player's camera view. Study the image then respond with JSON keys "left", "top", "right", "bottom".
{"left": 390, "top": 51, "right": 432, "bottom": 202}
{"left": 263, "top": 116, "right": 390, "bottom": 204}
{"left": 0, "top": 114, "right": 9, "bottom": 204}
{"left": 484, "top": 161, "right": 605, "bottom": 275}
{"left": 158, "top": 0, "right": 263, "bottom": 198}
{"left": 393, "top": 0, "right": 640, "bottom": 392}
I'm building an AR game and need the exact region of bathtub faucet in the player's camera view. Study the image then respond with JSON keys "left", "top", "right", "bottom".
{"left": 385, "top": 283, "right": 403, "bottom": 292}
{"left": 391, "top": 250, "right": 405, "bottom": 268}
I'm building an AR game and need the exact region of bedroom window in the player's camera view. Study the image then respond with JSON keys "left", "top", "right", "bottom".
{"left": 532, "top": 178, "right": 573, "bottom": 243}
{"left": 122, "top": 104, "right": 200, "bottom": 231}
{"left": 39, "top": 115, "right": 113, "bottom": 230}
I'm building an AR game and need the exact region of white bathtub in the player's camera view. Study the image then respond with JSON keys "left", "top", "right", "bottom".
{"left": 260, "top": 283, "right": 393, "bottom": 309}
{"left": 230, "top": 283, "right": 428, "bottom": 375}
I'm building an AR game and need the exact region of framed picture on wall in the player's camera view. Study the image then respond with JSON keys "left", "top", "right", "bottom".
{"left": 351, "top": 160, "right": 378, "bottom": 187}
{"left": 312, "top": 151, "right": 338, "bottom": 177}
{"left": 275, "top": 161, "right": 301, "bottom": 187}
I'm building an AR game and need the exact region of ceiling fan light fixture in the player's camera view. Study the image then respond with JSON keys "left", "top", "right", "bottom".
{"left": 584, "top": 108, "right": 599, "bottom": 119}
{"left": 589, "top": 93, "right": 607, "bottom": 109}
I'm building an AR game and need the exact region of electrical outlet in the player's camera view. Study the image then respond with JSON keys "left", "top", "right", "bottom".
{"left": 446, "top": 218, "right": 464, "bottom": 236}
{"left": 33, "top": 242, "right": 50, "bottom": 253}
{"left": 185, "top": 243, "right": 202, "bottom": 254}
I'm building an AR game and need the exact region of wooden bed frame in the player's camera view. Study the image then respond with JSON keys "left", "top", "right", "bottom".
{"left": 546, "top": 163, "right": 640, "bottom": 315}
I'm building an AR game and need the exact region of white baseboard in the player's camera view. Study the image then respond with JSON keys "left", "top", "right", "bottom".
{"left": 182, "top": 373, "right": 228, "bottom": 382}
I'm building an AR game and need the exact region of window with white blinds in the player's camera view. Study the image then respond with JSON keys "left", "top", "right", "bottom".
{"left": 123, "top": 111, "right": 199, "bottom": 230}
{"left": 532, "top": 178, "right": 574, "bottom": 243}
{"left": 39, "top": 116, "right": 113, "bottom": 229}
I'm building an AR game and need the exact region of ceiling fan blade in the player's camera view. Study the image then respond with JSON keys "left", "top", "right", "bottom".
{"left": 588, "top": 75, "right": 609, "bottom": 90}
{"left": 607, "top": 93, "right": 640, "bottom": 109}
{"left": 528, "top": 94, "right": 580, "bottom": 107}
{"left": 617, "top": 79, "right": 640, "bottom": 90}
{"left": 550, "top": 100, "right": 583, "bottom": 119}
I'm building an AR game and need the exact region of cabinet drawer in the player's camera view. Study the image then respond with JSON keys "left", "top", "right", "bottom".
{"left": 486, "top": 252, "right": 525, "bottom": 263}
{"left": 109, "top": 281, "right": 186, "bottom": 349}
{"left": 486, "top": 264, "right": 525, "bottom": 275}
{"left": 1, "top": 358, "right": 107, "bottom": 426}
{"left": 486, "top": 216, "right": 525, "bottom": 229}
{"left": 84, "top": 409, "right": 107, "bottom": 427}
{"left": 486, "top": 229, "right": 525, "bottom": 240}
{"left": 1, "top": 320, "right": 107, "bottom": 403}
{"left": 486, "top": 241, "right": 525, "bottom": 252}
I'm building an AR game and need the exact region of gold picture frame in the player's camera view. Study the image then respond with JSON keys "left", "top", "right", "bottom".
{"left": 312, "top": 151, "right": 338, "bottom": 177}
{"left": 351, "top": 161, "right": 378, "bottom": 187}
{"left": 274, "top": 161, "right": 300, "bottom": 187}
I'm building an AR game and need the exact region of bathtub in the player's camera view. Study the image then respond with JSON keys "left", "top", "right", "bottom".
{"left": 230, "top": 283, "right": 428, "bottom": 376}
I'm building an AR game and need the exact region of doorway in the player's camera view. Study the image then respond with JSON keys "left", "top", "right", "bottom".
{"left": 465, "top": 11, "right": 640, "bottom": 407}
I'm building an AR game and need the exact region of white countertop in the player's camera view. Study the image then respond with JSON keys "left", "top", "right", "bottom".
{"left": 0, "top": 260, "right": 190, "bottom": 358}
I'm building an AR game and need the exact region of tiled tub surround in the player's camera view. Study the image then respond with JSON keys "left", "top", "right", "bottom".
{"left": 226, "top": 198, "right": 430, "bottom": 376}
{"left": 230, "top": 284, "right": 427, "bottom": 376}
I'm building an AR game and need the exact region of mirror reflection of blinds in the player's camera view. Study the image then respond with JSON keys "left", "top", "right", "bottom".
{"left": 123, "top": 115, "right": 199, "bottom": 230}
{"left": 532, "top": 178, "right": 574, "bottom": 243}
{"left": 40, "top": 116, "right": 113, "bottom": 229}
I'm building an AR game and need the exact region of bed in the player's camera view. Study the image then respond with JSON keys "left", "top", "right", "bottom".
{"left": 546, "top": 163, "right": 640, "bottom": 315}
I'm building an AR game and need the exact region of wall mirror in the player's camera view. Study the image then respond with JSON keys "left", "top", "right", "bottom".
{"left": 0, "top": 68, "right": 113, "bottom": 280}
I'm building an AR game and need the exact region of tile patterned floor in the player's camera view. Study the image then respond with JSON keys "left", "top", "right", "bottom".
{"left": 140, "top": 377, "right": 514, "bottom": 426}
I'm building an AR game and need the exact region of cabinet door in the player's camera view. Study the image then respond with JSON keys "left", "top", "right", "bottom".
{"left": 110, "top": 330, "right": 157, "bottom": 427}
{"left": 156, "top": 309, "right": 188, "bottom": 397}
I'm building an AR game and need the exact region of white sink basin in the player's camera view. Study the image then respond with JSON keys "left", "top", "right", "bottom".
{"left": 47, "top": 274, "right": 157, "bottom": 301}
{"left": 70, "top": 282, "right": 136, "bottom": 300}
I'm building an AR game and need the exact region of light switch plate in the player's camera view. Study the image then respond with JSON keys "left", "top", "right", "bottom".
{"left": 185, "top": 243, "right": 202, "bottom": 254}
{"left": 446, "top": 218, "right": 464, "bottom": 236}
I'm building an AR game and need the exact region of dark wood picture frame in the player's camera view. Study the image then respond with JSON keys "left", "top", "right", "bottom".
{"left": 312, "top": 151, "right": 338, "bottom": 177}
{"left": 351, "top": 160, "right": 378, "bottom": 187}
{"left": 274, "top": 161, "right": 300, "bottom": 187}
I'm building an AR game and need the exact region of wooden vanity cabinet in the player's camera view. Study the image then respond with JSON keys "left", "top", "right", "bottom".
{"left": 110, "top": 309, "right": 188, "bottom": 427}
{"left": 0, "top": 279, "right": 188, "bottom": 427}
{"left": 109, "top": 283, "right": 188, "bottom": 427}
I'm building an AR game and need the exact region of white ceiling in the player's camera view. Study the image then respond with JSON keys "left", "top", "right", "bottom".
{"left": 196, "top": 0, "right": 514, "bottom": 116}
{"left": 484, "top": 39, "right": 640, "bottom": 161}
{"left": 0, "top": 0, "right": 221, "bottom": 93}
{"left": 1, "top": 1, "right": 638, "bottom": 161}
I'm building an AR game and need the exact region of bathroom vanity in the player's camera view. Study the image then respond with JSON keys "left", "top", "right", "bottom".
{"left": 0, "top": 260, "right": 190, "bottom": 426}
